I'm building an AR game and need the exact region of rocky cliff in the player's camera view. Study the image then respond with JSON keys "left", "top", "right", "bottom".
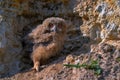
{"left": 0, "top": 0, "right": 120, "bottom": 80}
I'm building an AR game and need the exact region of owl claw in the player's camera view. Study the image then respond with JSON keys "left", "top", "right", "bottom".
{"left": 32, "top": 61, "right": 40, "bottom": 72}
{"left": 31, "top": 66, "right": 39, "bottom": 72}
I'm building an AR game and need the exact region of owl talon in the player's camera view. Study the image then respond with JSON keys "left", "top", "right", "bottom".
{"left": 30, "top": 66, "right": 39, "bottom": 72}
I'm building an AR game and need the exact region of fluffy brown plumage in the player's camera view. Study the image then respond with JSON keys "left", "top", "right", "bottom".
{"left": 28, "top": 17, "right": 67, "bottom": 71}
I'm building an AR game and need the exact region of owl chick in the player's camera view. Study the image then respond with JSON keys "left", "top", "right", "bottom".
{"left": 28, "top": 17, "right": 67, "bottom": 71}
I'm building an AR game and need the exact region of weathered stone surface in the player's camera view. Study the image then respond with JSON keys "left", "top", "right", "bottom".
{"left": 74, "top": 0, "right": 120, "bottom": 43}
{"left": 0, "top": 17, "right": 22, "bottom": 77}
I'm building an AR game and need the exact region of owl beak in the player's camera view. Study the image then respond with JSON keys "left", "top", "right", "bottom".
{"left": 51, "top": 25, "right": 57, "bottom": 33}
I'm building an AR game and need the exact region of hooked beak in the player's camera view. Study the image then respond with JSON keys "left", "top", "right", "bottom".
{"left": 51, "top": 25, "right": 57, "bottom": 33}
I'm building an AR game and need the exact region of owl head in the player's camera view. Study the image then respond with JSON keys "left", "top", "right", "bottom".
{"left": 42, "top": 17, "right": 67, "bottom": 35}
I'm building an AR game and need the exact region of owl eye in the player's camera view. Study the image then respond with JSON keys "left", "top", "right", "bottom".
{"left": 49, "top": 23, "right": 54, "bottom": 28}
{"left": 58, "top": 24, "right": 62, "bottom": 31}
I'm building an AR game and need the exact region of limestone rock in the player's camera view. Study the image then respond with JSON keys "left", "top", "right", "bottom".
{"left": 74, "top": 0, "right": 120, "bottom": 44}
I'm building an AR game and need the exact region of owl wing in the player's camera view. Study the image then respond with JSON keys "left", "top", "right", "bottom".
{"left": 33, "top": 33, "right": 54, "bottom": 50}
{"left": 22, "top": 25, "right": 43, "bottom": 45}
{"left": 29, "top": 24, "right": 54, "bottom": 43}
{"left": 28, "top": 25, "right": 43, "bottom": 40}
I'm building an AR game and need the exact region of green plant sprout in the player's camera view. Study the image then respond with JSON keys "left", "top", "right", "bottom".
{"left": 63, "top": 60, "right": 102, "bottom": 75}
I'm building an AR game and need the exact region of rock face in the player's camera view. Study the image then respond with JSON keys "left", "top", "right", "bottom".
{"left": 0, "top": 0, "right": 120, "bottom": 80}
{"left": 0, "top": 9, "right": 22, "bottom": 77}
{"left": 74, "top": 0, "right": 120, "bottom": 43}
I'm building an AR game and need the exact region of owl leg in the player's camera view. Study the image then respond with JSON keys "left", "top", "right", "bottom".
{"left": 32, "top": 61, "right": 40, "bottom": 72}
